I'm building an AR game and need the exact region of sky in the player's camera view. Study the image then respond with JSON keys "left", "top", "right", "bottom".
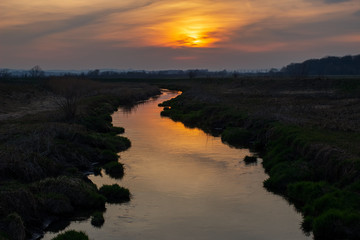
{"left": 0, "top": 0, "right": 359, "bottom": 70}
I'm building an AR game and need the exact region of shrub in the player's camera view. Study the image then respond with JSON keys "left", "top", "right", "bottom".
{"left": 111, "top": 126, "right": 125, "bottom": 135}
{"left": 221, "top": 127, "right": 252, "bottom": 147}
{"left": 312, "top": 209, "right": 360, "bottom": 240}
{"left": 99, "top": 184, "right": 130, "bottom": 203}
{"left": 93, "top": 167, "right": 101, "bottom": 176}
{"left": 91, "top": 211, "right": 105, "bottom": 227}
{"left": 243, "top": 156, "right": 257, "bottom": 164}
{"left": 263, "top": 161, "right": 312, "bottom": 192}
{"left": 99, "top": 150, "right": 119, "bottom": 163}
{"left": 51, "top": 230, "right": 89, "bottom": 240}
{"left": 103, "top": 161, "right": 124, "bottom": 179}
{"left": 39, "top": 193, "right": 73, "bottom": 215}
{"left": 32, "top": 176, "right": 106, "bottom": 209}
{"left": 2, "top": 213, "right": 26, "bottom": 240}
{"left": 287, "top": 181, "right": 334, "bottom": 206}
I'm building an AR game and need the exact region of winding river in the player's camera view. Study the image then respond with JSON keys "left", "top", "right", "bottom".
{"left": 42, "top": 90, "right": 310, "bottom": 240}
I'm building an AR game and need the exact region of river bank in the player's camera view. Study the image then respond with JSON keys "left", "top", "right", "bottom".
{"left": 0, "top": 78, "right": 160, "bottom": 240}
{"left": 157, "top": 77, "right": 360, "bottom": 240}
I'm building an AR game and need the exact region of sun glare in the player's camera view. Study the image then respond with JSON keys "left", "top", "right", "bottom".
{"left": 169, "top": 25, "right": 220, "bottom": 48}
{"left": 147, "top": 15, "right": 223, "bottom": 48}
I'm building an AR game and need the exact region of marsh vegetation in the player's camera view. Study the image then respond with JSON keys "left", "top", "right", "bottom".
{"left": 158, "top": 77, "right": 360, "bottom": 239}
{"left": 1, "top": 75, "right": 359, "bottom": 239}
{"left": 0, "top": 77, "right": 160, "bottom": 239}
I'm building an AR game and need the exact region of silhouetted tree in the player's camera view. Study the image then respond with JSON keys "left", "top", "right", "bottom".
{"left": 0, "top": 69, "right": 11, "bottom": 81}
{"left": 29, "top": 65, "right": 44, "bottom": 78}
{"left": 281, "top": 54, "right": 360, "bottom": 76}
{"left": 87, "top": 69, "right": 100, "bottom": 78}
{"left": 48, "top": 78, "right": 88, "bottom": 121}
{"left": 188, "top": 70, "right": 198, "bottom": 79}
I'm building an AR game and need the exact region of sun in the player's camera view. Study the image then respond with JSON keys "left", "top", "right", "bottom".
{"left": 171, "top": 27, "right": 218, "bottom": 48}
{"left": 177, "top": 33, "right": 206, "bottom": 47}
{"left": 147, "top": 16, "right": 222, "bottom": 48}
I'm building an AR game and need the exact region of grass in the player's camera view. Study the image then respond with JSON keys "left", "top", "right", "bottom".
{"left": 157, "top": 77, "right": 360, "bottom": 239}
{"left": 91, "top": 211, "right": 105, "bottom": 227}
{"left": 0, "top": 78, "right": 160, "bottom": 236}
{"left": 99, "top": 184, "right": 130, "bottom": 203}
{"left": 221, "top": 127, "right": 252, "bottom": 147}
{"left": 51, "top": 230, "right": 89, "bottom": 240}
{"left": 103, "top": 161, "right": 125, "bottom": 179}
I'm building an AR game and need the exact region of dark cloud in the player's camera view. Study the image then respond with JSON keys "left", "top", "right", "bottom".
{"left": 324, "top": 0, "right": 351, "bottom": 4}
{"left": 354, "top": 10, "right": 360, "bottom": 16}
{"left": 228, "top": 13, "right": 359, "bottom": 47}
{"left": 0, "top": 1, "right": 153, "bottom": 45}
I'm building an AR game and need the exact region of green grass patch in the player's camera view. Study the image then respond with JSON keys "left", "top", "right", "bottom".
{"left": 221, "top": 127, "right": 252, "bottom": 147}
{"left": 99, "top": 184, "right": 130, "bottom": 203}
{"left": 102, "top": 161, "right": 124, "bottom": 179}
{"left": 91, "top": 211, "right": 105, "bottom": 227}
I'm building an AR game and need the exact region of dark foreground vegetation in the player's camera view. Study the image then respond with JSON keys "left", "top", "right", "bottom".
{"left": 158, "top": 77, "right": 360, "bottom": 239}
{"left": 0, "top": 78, "right": 160, "bottom": 239}
{"left": 50, "top": 230, "right": 88, "bottom": 240}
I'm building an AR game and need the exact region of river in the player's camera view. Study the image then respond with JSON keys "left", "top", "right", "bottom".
{"left": 42, "top": 90, "right": 310, "bottom": 240}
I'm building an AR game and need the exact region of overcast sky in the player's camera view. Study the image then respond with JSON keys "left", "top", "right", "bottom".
{"left": 1, "top": 0, "right": 359, "bottom": 70}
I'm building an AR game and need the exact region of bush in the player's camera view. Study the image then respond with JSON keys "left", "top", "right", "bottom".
{"left": 2, "top": 213, "right": 26, "bottom": 240}
{"left": 243, "top": 156, "right": 257, "bottom": 164}
{"left": 52, "top": 230, "right": 89, "bottom": 240}
{"left": 93, "top": 167, "right": 101, "bottom": 176}
{"left": 221, "top": 127, "right": 252, "bottom": 147}
{"left": 99, "top": 150, "right": 119, "bottom": 163}
{"left": 103, "top": 161, "right": 124, "bottom": 179}
{"left": 39, "top": 193, "right": 74, "bottom": 215}
{"left": 32, "top": 176, "right": 106, "bottom": 209}
{"left": 91, "top": 211, "right": 105, "bottom": 227}
{"left": 287, "top": 181, "right": 334, "bottom": 206}
{"left": 99, "top": 184, "right": 130, "bottom": 203}
{"left": 312, "top": 209, "right": 360, "bottom": 240}
{"left": 263, "top": 161, "right": 312, "bottom": 192}
{"left": 111, "top": 126, "right": 125, "bottom": 135}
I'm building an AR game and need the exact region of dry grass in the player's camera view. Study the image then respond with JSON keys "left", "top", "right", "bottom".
{"left": 161, "top": 77, "right": 360, "bottom": 158}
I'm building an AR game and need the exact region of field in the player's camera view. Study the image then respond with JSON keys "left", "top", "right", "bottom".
{"left": 0, "top": 76, "right": 359, "bottom": 239}
{"left": 0, "top": 78, "right": 160, "bottom": 239}
{"left": 156, "top": 76, "right": 360, "bottom": 239}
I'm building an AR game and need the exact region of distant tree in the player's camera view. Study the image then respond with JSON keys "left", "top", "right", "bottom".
{"left": 48, "top": 78, "right": 89, "bottom": 121}
{"left": 0, "top": 69, "right": 11, "bottom": 80}
{"left": 281, "top": 54, "right": 360, "bottom": 76}
{"left": 188, "top": 70, "right": 198, "bottom": 79}
{"left": 219, "top": 69, "right": 228, "bottom": 78}
{"left": 87, "top": 69, "right": 100, "bottom": 78}
{"left": 29, "top": 65, "right": 44, "bottom": 78}
{"left": 233, "top": 71, "right": 239, "bottom": 78}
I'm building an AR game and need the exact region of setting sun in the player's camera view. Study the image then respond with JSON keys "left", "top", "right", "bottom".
{"left": 148, "top": 16, "right": 225, "bottom": 48}
{"left": 1, "top": 0, "right": 359, "bottom": 69}
{"left": 175, "top": 31, "right": 213, "bottom": 47}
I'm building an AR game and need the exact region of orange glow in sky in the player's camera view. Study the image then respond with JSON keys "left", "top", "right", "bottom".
{"left": 150, "top": 17, "right": 225, "bottom": 48}
{"left": 0, "top": 0, "right": 359, "bottom": 69}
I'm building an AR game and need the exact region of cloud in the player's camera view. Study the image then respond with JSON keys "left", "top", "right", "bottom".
{"left": 223, "top": 6, "right": 360, "bottom": 53}
{"left": 324, "top": 0, "right": 351, "bottom": 3}
{"left": 354, "top": 10, "right": 360, "bottom": 16}
{"left": 0, "top": 1, "right": 153, "bottom": 45}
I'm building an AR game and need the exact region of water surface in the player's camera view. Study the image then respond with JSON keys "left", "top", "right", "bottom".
{"left": 42, "top": 90, "right": 310, "bottom": 240}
